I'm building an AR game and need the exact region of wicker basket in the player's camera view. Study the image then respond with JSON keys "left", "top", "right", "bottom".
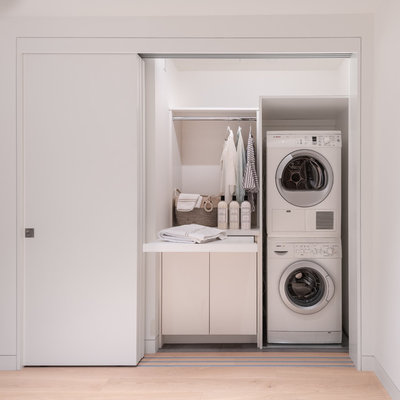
{"left": 174, "top": 191, "right": 221, "bottom": 227}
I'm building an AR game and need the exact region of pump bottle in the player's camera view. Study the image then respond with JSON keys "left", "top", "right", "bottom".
{"left": 217, "top": 195, "right": 228, "bottom": 230}
{"left": 241, "top": 195, "right": 251, "bottom": 230}
{"left": 229, "top": 195, "right": 240, "bottom": 230}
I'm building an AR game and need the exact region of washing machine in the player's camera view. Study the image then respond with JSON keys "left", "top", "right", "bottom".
{"left": 267, "top": 130, "right": 341, "bottom": 237}
{"left": 267, "top": 237, "right": 342, "bottom": 344}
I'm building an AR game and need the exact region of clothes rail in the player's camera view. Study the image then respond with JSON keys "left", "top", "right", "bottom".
{"left": 172, "top": 116, "right": 257, "bottom": 121}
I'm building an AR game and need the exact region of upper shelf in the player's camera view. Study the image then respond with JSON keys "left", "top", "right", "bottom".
{"left": 261, "top": 96, "right": 348, "bottom": 121}
{"left": 171, "top": 108, "right": 258, "bottom": 122}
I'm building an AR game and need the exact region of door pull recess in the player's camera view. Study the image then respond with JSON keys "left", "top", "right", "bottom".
{"left": 25, "top": 228, "right": 35, "bottom": 238}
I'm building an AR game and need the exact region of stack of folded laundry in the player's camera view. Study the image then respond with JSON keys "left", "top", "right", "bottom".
{"left": 176, "top": 193, "right": 202, "bottom": 212}
{"left": 158, "top": 224, "right": 227, "bottom": 244}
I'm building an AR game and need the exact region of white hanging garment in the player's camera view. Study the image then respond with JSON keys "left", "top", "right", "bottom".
{"left": 243, "top": 130, "right": 259, "bottom": 210}
{"left": 220, "top": 127, "right": 237, "bottom": 204}
{"left": 235, "top": 126, "right": 246, "bottom": 203}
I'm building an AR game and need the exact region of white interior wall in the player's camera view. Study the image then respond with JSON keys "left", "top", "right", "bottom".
{"left": 153, "top": 61, "right": 175, "bottom": 231}
{"left": 169, "top": 67, "right": 349, "bottom": 109}
{"left": 166, "top": 58, "right": 349, "bottom": 202}
{"left": 0, "top": 22, "right": 17, "bottom": 369}
{"left": 373, "top": 0, "right": 400, "bottom": 396}
{"left": 260, "top": 96, "right": 349, "bottom": 343}
{"left": 0, "top": 13, "right": 373, "bottom": 372}
{"left": 0, "top": 0, "right": 381, "bottom": 17}
{"left": 179, "top": 120, "right": 257, "bottom": 195}
{"left": 144, "top": 59, "right": 178, "bottom": 352}
{"left": 146, "top": 58, "right": 352, "bottom": 348}
{"left": 146, "top": 59, "right": 180, "bottom": 237}
{"left": 337, "top": 107, "right": 349, "bottom": 337}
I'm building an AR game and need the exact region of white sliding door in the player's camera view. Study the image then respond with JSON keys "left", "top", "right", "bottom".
{"left": 23, "top": 52, "right": 144, "bottom": 365}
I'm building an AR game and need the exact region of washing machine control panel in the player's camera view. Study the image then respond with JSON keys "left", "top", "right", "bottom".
{"left": 294, "top": 244, "right": 340, "bottom": 258}
{"left": 267, "top": 134, "right": 342, "bottom": 148}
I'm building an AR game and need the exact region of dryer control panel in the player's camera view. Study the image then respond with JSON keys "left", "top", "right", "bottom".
{"left": 266, "top": 130, "right": 342, "bottom": 148}
{"left": 267, "top": 134, "right": 342, "bottom": 148}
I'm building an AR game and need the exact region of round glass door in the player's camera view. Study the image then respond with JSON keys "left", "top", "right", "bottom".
{"left": 279, "top": 261, "right": 334, "bottom": 314}
{"left": 276, "top": 150, "right": 333, "bottom": 207}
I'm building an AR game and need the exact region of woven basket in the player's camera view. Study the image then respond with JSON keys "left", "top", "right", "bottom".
{"left": 174, "top": 191, "right": 221, "bottom": 227}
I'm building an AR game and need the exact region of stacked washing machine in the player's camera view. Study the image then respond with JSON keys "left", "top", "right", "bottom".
{"left": 266, "top": 131, "right": 342, "bottom": 344}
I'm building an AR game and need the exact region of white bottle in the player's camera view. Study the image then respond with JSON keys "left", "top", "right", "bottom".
{"left": 241, "top": 195, "right": 251, "bottom": 230}
{"left": 217, "top": 195, "right": 228, "bottom": 230}
{"left": 229, "top": 195, "right": 240, "bottom": 230}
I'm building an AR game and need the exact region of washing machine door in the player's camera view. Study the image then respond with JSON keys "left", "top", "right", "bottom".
{"left": 279, "top": 260, "right": 334, "bottom": 315}
{"left": 276, "top": 150, "right": 333, "bottom": 207}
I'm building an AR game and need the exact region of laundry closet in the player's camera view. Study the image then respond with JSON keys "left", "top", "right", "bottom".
{"left": 143, "top": 57, "right": 350, "bottom": 351}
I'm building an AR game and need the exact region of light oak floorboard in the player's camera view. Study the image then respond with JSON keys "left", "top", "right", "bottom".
{"left": 0, "top": 353, "right": 390, "bottom": 400}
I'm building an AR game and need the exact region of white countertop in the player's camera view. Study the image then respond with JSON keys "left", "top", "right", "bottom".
{"left": 143, "top": 237, "right": 258, "bottom": 253}
{"left": 223, "top": 228, "right": 260, "bottom": 236}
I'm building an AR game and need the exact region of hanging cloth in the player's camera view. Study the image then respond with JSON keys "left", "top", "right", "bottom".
{"left": 235, "top": 126, "right": 246, "bottom": 203}
{"left": 243, "top": 131, "right": 259, "bottom": 210}
{"left": 220, "top": 127, "right": 237, "bottom": 204}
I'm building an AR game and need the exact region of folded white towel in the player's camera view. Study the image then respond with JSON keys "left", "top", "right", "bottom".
{"left": 176, "top": 193, "right": 202, "bottom": 212}
{"left": 195, "top": 196, "right": 202, "bottom": 208}
{"left": 158, "top": 224, "right": 227, "bottom": 244}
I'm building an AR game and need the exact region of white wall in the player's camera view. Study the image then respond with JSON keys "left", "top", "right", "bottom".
{"left": 0, "top": 14, "right": 373, "bottom": 370}
{"left": 0, "top": 21, "right": 17, "bottom": 370}
{"left": 179, "top": 120, "right": 257, "bottom": 195}
{"left": 144, "top": 59, "right": 179, "bottom": 352}
{"left": 0, "top": 0, "right": 381, "bottom": 17}
{"left": 166, "top": 59, "right": 348, "bottom": 196}
{"left": 170, "top": 67, "right": 348, "bottom": 109}
{"left": 147, "top": 59, "right": 352, "bottom": 350}
{"left": 146, "top": 59, "right": 175, "bottom": 238}
{"left": 373, "top": 0, "right": 400, "bottom": 396}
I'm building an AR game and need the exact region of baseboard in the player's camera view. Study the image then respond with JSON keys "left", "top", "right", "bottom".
{"left": 0, "top": 356, "right": 17, "bottom": 370}
{"left": 163, "top": 335, "right": 257, "bottom": 344}
{"left": 145, "top": 338, "right": 159, "bottom": 354}
{"left": 361, "top": 355, "right": 376, "bottom": 371}
{"left": 362, "top": 355, "right": 400, "bottom": 399}
{"left": 375, "top": 358, "right": 400, "bottom": 400}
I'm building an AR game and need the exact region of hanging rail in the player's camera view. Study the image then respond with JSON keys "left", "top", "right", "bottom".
{"left": 172, "top": 116, "right": 257, "bottom": 122}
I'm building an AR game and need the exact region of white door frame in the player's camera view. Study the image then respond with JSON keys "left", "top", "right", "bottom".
{"left": 16, "top": 36, "right": 362, "bottom": 369}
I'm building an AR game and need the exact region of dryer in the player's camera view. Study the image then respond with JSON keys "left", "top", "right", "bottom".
{"left": 267, "top": 237, "right": 342, "bottom": 344}
{"left": 267, "top": 130, "right": 341, "bottom": 237}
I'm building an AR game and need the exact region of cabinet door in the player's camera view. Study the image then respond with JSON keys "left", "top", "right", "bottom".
{"left": 162, "top": 253, "right": 209, "bottom": 335}
{"left": 24, "top": 52, "right": 144, "bottom": 365}
{"left": 210, "top": 252, "right": 256, "bottom": 335}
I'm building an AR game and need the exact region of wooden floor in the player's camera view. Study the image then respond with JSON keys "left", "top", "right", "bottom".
{"left": 0, "top": 353, "right": 390, "bottom": 400}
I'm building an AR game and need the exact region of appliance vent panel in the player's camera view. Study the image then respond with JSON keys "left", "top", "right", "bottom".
{"left": 316, "top": 211, "right": 334, "bottom": 230}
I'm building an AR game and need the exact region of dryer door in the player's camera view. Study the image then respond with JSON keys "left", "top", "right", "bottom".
{"left": 279, "top": 260, "right": 334, "bottom": 315}
{"left": 276, "top": 150, "right": 333, "bottom": 207}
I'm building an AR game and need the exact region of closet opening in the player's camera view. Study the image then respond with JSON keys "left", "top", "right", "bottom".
{"left": 143, "top": 55, "right": 354, "bottom": 354}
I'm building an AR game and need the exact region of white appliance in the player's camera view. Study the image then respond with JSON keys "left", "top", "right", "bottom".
{"left": 267, "top": 130, "right": 341, "bottom": 237}
{"left": 267, "top": 237, "right": 342, "bottom": 344}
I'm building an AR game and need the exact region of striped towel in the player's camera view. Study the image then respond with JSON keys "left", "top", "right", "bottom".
{"left": 243, "top": 132, "right": 259, "bottom": 210}
{"left": 236, "top": 127, "right": 246, "bottom": 203}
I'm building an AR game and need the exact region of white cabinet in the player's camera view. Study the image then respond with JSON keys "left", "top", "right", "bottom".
{"left": 161, "top": 251, "right": 257, "bottom": 336}
{"left": 210, "top": 253, "right": 256, "bottom": 335}
{"left": 162, "top": 253, "right": 209, "bottom": 335}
